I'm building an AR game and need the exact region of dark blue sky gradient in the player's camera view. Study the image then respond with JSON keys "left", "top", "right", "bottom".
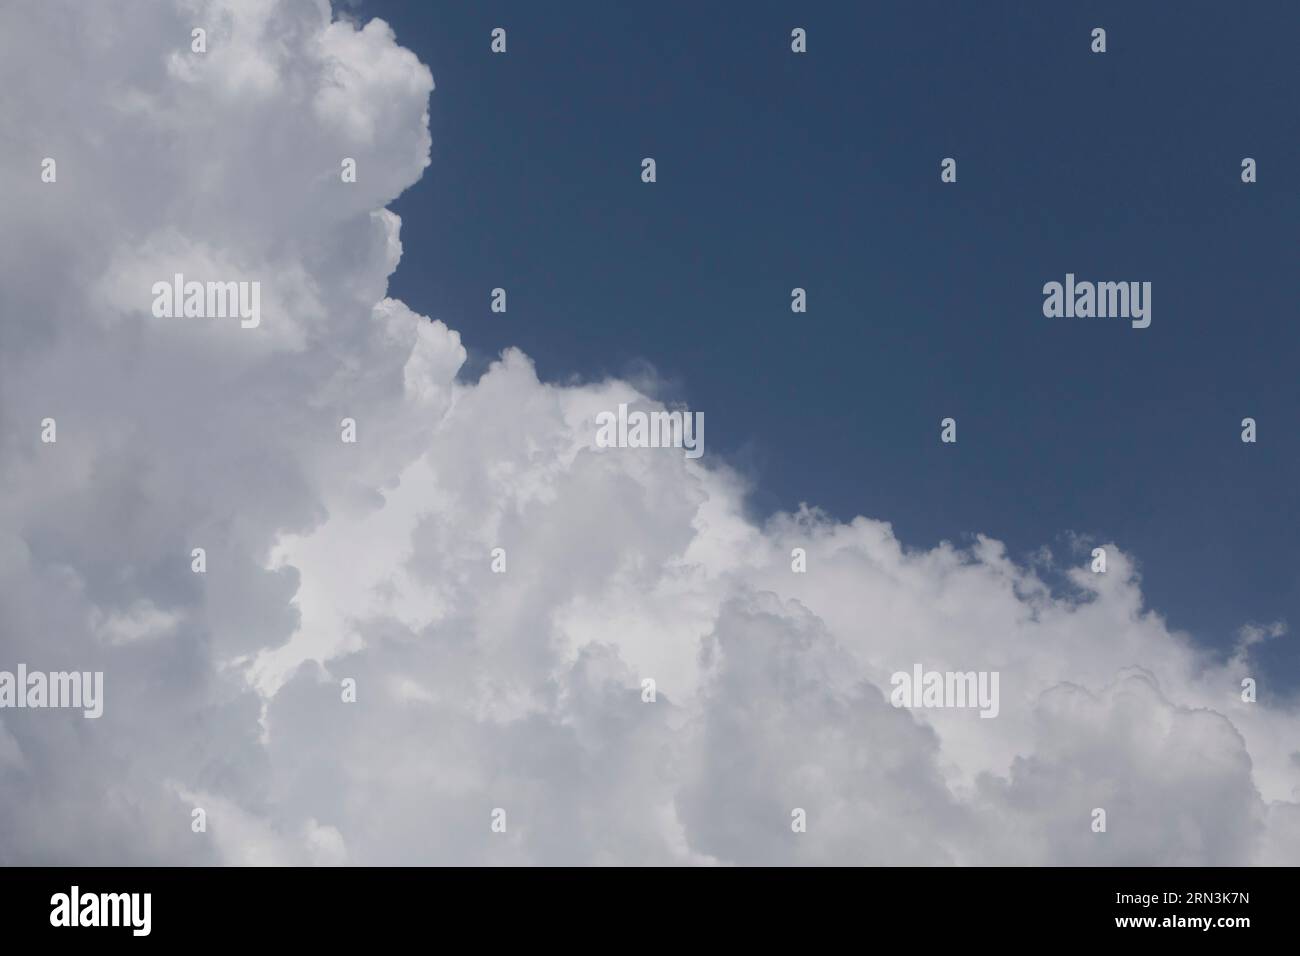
{"left": 352, "top": 1, "right": 1299, "bottom": 682}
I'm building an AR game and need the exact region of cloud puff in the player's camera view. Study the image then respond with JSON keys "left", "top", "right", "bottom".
{"left": 0, "top": 0, "right": 1296, "bottom": 865}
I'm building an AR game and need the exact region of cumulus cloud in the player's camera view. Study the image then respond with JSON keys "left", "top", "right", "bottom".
{"left": 0, "top": 0, "right": 1296, "bottom": 865}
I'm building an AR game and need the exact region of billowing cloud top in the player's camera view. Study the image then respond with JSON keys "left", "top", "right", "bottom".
{"left": 0, "top": 0, "right": 1296, "bottom": 865}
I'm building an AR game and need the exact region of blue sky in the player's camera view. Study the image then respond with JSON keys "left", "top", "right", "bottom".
{"left": 359, "top": 1, "right": 1299, "bottom": 680}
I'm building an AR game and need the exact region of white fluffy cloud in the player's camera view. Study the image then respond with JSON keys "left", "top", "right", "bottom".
{"left": 1, "top": 0, "right": 1297, "bottom": 865}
